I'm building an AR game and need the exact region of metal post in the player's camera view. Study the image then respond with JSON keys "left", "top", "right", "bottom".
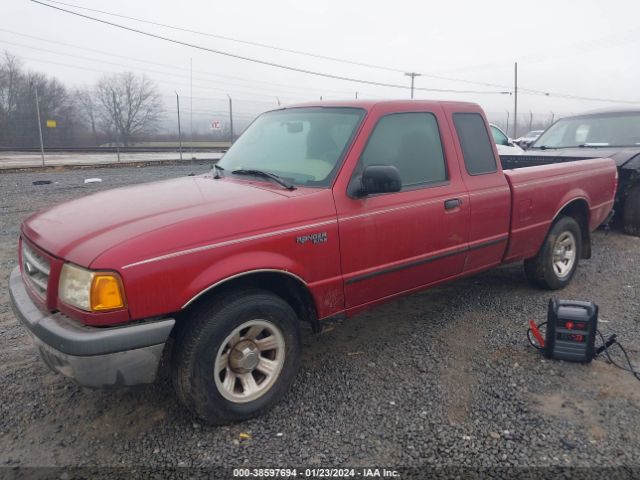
{"left": 227, "top": 94, "right": 234, "bottom": 144}
{"left": 513, "top": 62, "right": 518, "bottom": 138}
{"left": 276, "top": 96, "right": 281, "bottom": 106}
{"left": 505, "top": 110, "right": 510, "bottom": 136}
{"left": 190, "top": 57, "right": 194, "bottom": 158}
{"left": 405, "top": 72, "right": 421, "bottom": 99}
{"left": 355, "top": 91, "right": 358, "bottom": 99}
{"left": 176, "top": 91, "right": 183, "bottom": 161}
{"left": 529, "top": 111, "right": 533, "bottom": 132}
{"left": 112, "top": 91, "right": 120, "bottom": 162}
{"left": 33, "top": 84, "right": 45, "bottom": 167}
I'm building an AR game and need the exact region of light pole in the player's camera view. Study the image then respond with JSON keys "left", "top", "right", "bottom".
{"left": 404, "top": 72, "right": 421, "bottom": 99}
{"left": 227, "top": 94, "right": 234, "bottom": 144}
{"left": 33, "top": 83, "right": 45, "bottom": 167}
{"left": 190, "top": 57, "right": 193, "bottom": 158}
{"left": 513, "top": 62, "right": 518, "bottom": 138}
{"left": 175, "top": 91, "right": 183, "bottom": 161}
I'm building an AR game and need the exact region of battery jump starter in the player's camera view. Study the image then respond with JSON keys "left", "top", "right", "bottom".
{"left": 528, "top": 299, "right": 639, "bottom": 380}
{"left": 544, "top": 299, "right": 597, "bottom": 363}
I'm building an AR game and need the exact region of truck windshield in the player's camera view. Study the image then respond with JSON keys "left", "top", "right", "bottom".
{"left": 217, "top": 107, "right": 365, "bottom": 187}
{"left": 532, "top": 112, "right": 640, "bottom": 148}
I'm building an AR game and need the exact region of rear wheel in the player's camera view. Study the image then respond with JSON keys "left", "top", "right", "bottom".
{"left": 524, "top": 216, "right": 582, "bottom": 290}
{"left": 172, "top": 289, "right": 301, "bottom": 424}
{"left": 623, "top": 185, "right": 640, "bottom": 236}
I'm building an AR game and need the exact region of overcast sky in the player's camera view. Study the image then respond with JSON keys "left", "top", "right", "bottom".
{"left": 2, "top": 0, "right": 640, "bottom": 130}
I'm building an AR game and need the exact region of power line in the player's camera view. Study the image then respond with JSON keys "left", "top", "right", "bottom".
{"left": 31, "top": 0, "right": 528, "bottom": 93}
{"left": 0, "top": 30, "right": 368, "bottom": 98}
{"left": 29, "top": 0, "right": 508, "bottom": 96}
{"left": 2, "top": 40, "right": 350, "bottom": 102}
{"left": 22, "top": 1, "right": 640, "bottom": 106}
{"left": 0, "top": 41, "right": 291, "bottom": 98}
{"left": 41, "top": 0, "right": 408, "bottom": 74}
{"left": 12, "top": 55, "right": 305, "bottom": 104}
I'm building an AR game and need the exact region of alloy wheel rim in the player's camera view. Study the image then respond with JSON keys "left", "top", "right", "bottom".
{"left": 552, "top": 231, "right": 577, "bottom": 279}
{"left": 214, "top": 319, "right": 285, "bottom": 403}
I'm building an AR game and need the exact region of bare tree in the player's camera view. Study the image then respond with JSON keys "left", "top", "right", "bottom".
{"left": 95, "top": 72, "right": 162, "bottom": 146}
{"left": 0, "top": 52, "right": 22, "bottom": 145}
{"left": 74, "top": 88, "right": 99, "bottom": 142}
{"left": 0, "top": 51, "right": 80, "bottom": 147}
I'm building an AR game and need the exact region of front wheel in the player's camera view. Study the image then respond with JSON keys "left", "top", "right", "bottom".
{"left": 524, "top": 216, "right": 582, "bottom": 290}
{"left": 172, "top": 289, "right": 301, "bottom": 424}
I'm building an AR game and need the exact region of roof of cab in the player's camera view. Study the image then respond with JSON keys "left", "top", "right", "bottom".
{"left": 275, "top": 99, "right": 482, "bottom": 111}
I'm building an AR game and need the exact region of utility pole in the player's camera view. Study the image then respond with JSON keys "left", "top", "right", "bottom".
{"left": 175, "top": 91, "right": 183, "bottom": 161}
{"left": 513, "top": 62, "right": 518, "bottom": 138}
{"left": 276, "top": 96, "right": 281, "bottom": 106}
{"left": 529, "top": 110, "right": 533, "bottom": 132}
{"left": 190, "top": 57, "right": 194, "bottom": 158}
{"left": 33, "top": 83, "right": 45, "bottom": 167}
{"left": 355, "top": 91, "right": 358, "bottom": 99}
{"left": 404, "top": 72, "right": 421, "bottom": 99}
{"left": 112, "top": 91, "right": 120, "bottom": 162}
{"left": 227, "top": 94, "right": 234, "bottom": 144}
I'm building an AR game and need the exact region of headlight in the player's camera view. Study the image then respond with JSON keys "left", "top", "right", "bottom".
{"left": 59, "top": 263, "right": 126, "bottom": 312}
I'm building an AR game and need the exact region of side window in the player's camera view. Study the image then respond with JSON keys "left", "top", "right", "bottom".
{"left": 359, "top": 113, "right": 447, "bottom": 188}
{"left": 453, "top": 113, "right": 498, "bottom": 175}
{"left": 491, "top": 125, "right": 509, "bottom": 146}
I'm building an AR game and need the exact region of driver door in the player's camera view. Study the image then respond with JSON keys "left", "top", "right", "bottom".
{"left": 334, "top": 107, "right": 470, "bottom": 309}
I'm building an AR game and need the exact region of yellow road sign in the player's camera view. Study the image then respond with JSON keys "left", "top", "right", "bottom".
{"left": 46, "top": 120, "right": 57, "bottom": 128}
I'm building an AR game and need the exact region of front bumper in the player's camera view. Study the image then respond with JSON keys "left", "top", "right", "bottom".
{"left": 9, "top": 267, "right": 175, "bottom": 388}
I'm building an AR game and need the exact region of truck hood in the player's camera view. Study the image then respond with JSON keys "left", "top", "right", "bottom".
{"left": 525, "top": 147, "right": 640, "bottom": 167}
{"left": 22, "top": 174, "right": 328, "bottom": 267}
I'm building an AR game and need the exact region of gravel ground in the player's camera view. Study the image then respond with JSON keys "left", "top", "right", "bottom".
{"left": 0, "top": 163, "right": 639, "bottom": 476}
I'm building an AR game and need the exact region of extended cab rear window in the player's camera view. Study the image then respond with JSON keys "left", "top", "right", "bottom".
{"left": 453, "top": 113, "right": 497, "bottom": 175}
{"left": 359, "top": 112, "right": 447, "bottom": 188}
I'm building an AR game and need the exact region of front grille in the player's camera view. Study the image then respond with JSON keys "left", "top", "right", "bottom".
{"left": 22, "top": 242, "right": 51, "bottom": 298}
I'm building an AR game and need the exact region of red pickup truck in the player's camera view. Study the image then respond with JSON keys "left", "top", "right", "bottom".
{"left": 9, "top": 100, "right": 617, "bottom": 424}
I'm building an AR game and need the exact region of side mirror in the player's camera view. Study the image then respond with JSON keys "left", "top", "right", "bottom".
{"left": 352, "top": 165, "right": 402, "bottom": 197}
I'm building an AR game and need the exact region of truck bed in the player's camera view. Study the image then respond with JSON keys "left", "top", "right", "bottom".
{"left": 501, "top": 158, "right": 617, "bottom": 262}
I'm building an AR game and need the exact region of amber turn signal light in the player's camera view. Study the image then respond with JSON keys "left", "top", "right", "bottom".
{"left": 90, "top": 274, "right": 126, "bottom": 311}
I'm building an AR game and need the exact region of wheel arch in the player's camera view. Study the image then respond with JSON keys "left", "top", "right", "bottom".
{"left": 180, "top": 269, "right": 320, "bottom": 332}
{"left": 553, "top": 197, "right": 591, "bottom": 259}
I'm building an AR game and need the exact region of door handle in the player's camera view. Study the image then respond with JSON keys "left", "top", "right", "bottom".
{"left": 444, "top": 198, "right": 461, "bottom": 210}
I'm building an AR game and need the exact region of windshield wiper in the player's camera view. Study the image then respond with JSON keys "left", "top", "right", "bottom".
{"left": 231, "top": 169, "right": 296, "bottom": 190}
{"left": 212, "top": 164, "right": 225, "bottom": 178}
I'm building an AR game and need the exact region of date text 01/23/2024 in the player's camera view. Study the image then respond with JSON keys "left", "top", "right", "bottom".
{"left": 233, "top": 468, "right": 400, "bottom": 478}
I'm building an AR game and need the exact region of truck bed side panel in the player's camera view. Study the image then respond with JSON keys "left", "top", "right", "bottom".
{"left": 503, "top": 158, "right": 616, "bottom": 262}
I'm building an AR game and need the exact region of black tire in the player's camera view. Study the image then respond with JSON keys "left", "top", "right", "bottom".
{"left": 623, "top": 185, "right": 640, "bottom": 236}
{"left": 171, "top": 289, "right": 301, "bottom": 424}
{"left": 524, "top": 216, "right": 582, "bottom": 290}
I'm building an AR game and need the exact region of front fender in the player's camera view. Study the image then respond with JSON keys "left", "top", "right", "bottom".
{"left": 183, "top": 251, "right": 308, "bottom": 308}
